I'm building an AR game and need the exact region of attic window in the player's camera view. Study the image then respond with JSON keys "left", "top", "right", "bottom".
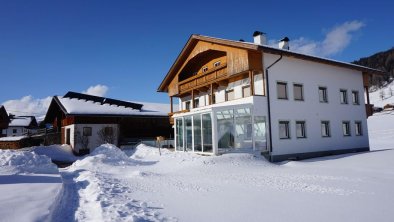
{"left": 213, "top": 61, "right": 221, "bottom": 67}
{"left": 202, "top": 66, "right": 208, "bottom": 73}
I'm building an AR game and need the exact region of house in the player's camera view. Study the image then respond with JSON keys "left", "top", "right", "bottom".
{"left": 4, "top": 115, "right": 38, "bottom": 137}
{"left": 157, "top": 32, "right": 384, "bottom": 162}
{"left": 43, "top": 91, "right": 172, "bottom": 154}
{"left": 0, "top": 106, "right": 10, "bottom": 137}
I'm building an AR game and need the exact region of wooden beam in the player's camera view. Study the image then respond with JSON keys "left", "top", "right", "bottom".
{"left": 191, "top": 90, "right": 194, "bottom": 109}
{"left": 210, "top": 84, "right": 213, "bottom": 105}
{"left": 249, "top": 70, "right": 255, "bottom": 96}
{"left": 170, "top": 96, "right": 173, "bottom": 113}
{"left": 365, "top": 86, "right": 370, "bottom": 105}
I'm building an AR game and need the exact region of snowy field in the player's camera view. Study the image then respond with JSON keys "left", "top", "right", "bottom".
{"left": 1, "top": 112, "right": 394, "bottom": 222}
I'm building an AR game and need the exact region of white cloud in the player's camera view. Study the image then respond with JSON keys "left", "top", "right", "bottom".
{"left": 2, "top": 96, "right": 52, "bottom": 119}
{"left": 270, "top": 20, "right": 365, "bottom": 57}
{"left": 82, "top": 84, "right": 109, "bottom": 97}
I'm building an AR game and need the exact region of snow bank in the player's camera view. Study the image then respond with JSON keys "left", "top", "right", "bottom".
{"left": 71, "top": 144, "right": 138, "bottom": 170}
{"left": 0, "top": 150, "right": 58, "bottom": 174}
{"left": 32, "top": 144, "right": 78, "bottom": 162}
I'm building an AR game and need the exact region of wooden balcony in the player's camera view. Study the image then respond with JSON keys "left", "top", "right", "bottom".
{"left": 365, "top": 104, "right": 373, "bottom": 118}
{"left": 178, "top": 63, "right": 227, "bottom": 94}
{"left": 168, "top": 110, "right": 190, "bottom": 125}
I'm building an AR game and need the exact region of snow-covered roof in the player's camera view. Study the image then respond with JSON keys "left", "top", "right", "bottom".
{"left": 57, "top": 96, "right": 170, "bottom": 116}
{"left": 9, "top": 116, "right": 34, "bottom": 127}
{"left": 0, "top": 136, "right": 27, "bottom": 141}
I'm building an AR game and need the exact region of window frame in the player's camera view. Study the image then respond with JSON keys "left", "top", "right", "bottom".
{"left": 295, "top": 121, "right": 306, "bottom": 138}
{"left": 225, "top": 89, "right": 235, "bottom": 101}
{"left": 185, "top": 101, "right": 191, "bottom": 110}
{"left": 352, "top": 90, "right": 360, "bottom": 105}
{"left": 193, "top": 98, "right": 199, "bottom": 108}
{"left": 321, "top": 121, "right": 331, "bottom": 137}
{"left": 355, "top": 121, "right": 363, "bottom": 136}
{"left": 318, "top": 86, "right": 328, "bottom": 103}
{"left": 242, "top": 85, "right": 251, "bottom": 98}
{"left": 293, "top": 83, "right": 304, "bottom": 101}
{"left": 278, "top": 120, "right": 291, "bottom": 139}
{"left": 340, "top": 89, "right": 348, "bottom": 104}
{"left": 342, "top": 121, "right": 351, "bottom": 136}
{"left": 277, "top": 81, "right": 288, "bottom": 100}
{"left": 83, "top": 127, "right": 92, "bottom": 136}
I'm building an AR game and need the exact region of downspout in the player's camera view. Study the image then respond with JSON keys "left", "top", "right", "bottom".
{"left": 265, "top": 54, "right": 283, "bottom": 161}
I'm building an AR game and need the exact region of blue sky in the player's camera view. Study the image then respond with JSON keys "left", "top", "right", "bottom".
{"left": 1, "top": 0, "right": 393, "bottom": 116}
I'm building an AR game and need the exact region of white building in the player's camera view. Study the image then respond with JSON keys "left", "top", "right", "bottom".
{"left": 3, "top": 116, "right": 38, "bottom": 137}
{"left": 157, "top": 33, "right": 383, "bottom": 162}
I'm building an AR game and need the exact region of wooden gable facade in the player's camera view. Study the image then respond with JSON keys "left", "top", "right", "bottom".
{"left": 158, "top": 35, "right": 265, "bottom": 122}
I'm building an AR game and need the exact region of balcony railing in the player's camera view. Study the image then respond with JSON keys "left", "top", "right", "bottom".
{"left": 178, "top": 63, "right": 227, "bottom": 94}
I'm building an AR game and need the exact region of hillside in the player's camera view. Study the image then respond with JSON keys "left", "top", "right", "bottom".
{"left": 353, "top": 47, "right": 394, "bottom": 86}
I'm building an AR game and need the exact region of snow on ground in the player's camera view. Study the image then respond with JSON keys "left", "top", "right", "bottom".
{"left": 0, "top": 150, "right": 62, "bottom": 222}
{"left": 1, "top": 113, "right": 394, "bottom": 222}
{"left": 30, "top": 144, "right": 79, "bottom": 162}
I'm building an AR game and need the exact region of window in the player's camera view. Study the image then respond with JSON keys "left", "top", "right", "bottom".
{"left": 213, "top": 61, "right": 221, "bottom": 67}
{"left": 277, "top": 82, "right": 288, "bottom": 99}
{"left": 293, "top": 84, "right": 304, "bottom": 101}
{"left": 104, "top": 127, "right": 113, "bottom": 136}
{"left": 194, "top": 99, "right": 199, "bottom": 108}
{"left": 340, "top": 89, "right": 348, "bottom": 104}
{"left": 321, "top": 121, "right": 330, "bottom": 137}
{"left": 296, "top": 121, "right": 306, "bottom": 138}
{"left": 83, "top": 127, "right": 92, "bottom": 136}
{"left": 352, "top": 91, "right": 359, "bottom": 105}
{"left": 185, "top": 101, "right": 191, "bottom": 110}
{"left": 279, "top": 121, "right": 290, "bottom": 139}
{"left": 202, "top": 66, "right": 208, "bottom": 73}
{"left": 226, "top": 89, "right": 234, "bottom": 101}
{"left": 319, "top": 87, "right": 328, "bottom": 103}
{"left": 355, "top": 121, "right": 362, "bottom": 136}
{"left": 12, "top": 129, "right": 17, "bottom": 134}
{"left": 242, "top": 85, "right": 251, "bottom": 98}
{"left": 342, "top": 121, "right": 351, "bottom": 136}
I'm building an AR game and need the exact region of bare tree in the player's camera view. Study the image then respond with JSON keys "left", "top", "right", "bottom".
{"left": 97, "top": 126, "right": 117, "bottom": 144}
{"left": 76, "top": 130, "right": 89, "bottom": 150}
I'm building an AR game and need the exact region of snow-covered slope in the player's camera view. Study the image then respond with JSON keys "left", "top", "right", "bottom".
{"left": 369, "top": 80, "right": 394, "bottom": 108}
{"left": 1, "top": 113, "right": 393, "bottom": 222}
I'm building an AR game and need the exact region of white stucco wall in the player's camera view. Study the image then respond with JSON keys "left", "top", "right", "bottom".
{"left": 65, "top": 124, "right": 119, "bottom": 153}
{"left": 264, "top": 53, "right": 369, "bottom": 156}
{"left": 5, "top": 127, "right": 30, "bottom": 137}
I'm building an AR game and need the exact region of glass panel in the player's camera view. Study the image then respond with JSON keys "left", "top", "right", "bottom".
{"left": 253, "top": 73, "right": 264, "bottom": 96}
{"left": 185, "top": 116, "right": 192, "bottom": 151}
{"left": 352, "top": 91, "right": 359, "bottom": 104}
{"left": 279, "top": 121, "right": 289, "bottom": 139}
{"left": 277, "top": 82, "right": 287, "bottom": 99}
{"left": 340, "top": 90, "right": 347, "bottom": 104}
{"left": 296, "top": 121, "right": 305, "bottom": 138}
{"left": 243, "top": 86, "right": 251, "bottom": 98}
{"left": 319, "top": 87, "right": 327, "bottom": 102}
{"left": 355, "top": 122, "right": 362, "bottom": 135}
{"left": 294, "top": 84, "right": 303, "bottom": 100}
{"left": 254, "top": 116, "right": 267, "bottom": 151}
{"left": 175, "top": 118, "right": 183, "bottom": 151}
{"left": 234, "top": 108, "right": 252, "bottom": 149}
{"left": 202, "top": 113, "right": 212, "bottom": 152}
{"left": 217, "top": 109, "right": 234, "bottom": 151}
{"left": 321, "top": 122, "right": 330, "bottom": 137}
{"left": 193, "top": 115, "right": 202, "bottom": 152}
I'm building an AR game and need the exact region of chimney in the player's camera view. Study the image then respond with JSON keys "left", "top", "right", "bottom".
{"left": 279, "top": 37, "right": 290, "bottom": 50}
{"left": 253, "top": 31, "right": 266, "bottom": 45}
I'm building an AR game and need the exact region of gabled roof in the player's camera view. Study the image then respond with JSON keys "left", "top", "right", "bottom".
{"left": 158, "top": 34, "right": 385, "bottom": 92}
{"left": 44, "top": 92, "right": 170, "bottom": 123}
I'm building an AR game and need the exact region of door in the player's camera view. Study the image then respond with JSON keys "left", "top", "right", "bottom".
{"left": 66, "top": 128, "right": 71, "bottom": 145}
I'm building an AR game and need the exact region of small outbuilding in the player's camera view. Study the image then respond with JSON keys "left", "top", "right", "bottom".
{"left": 43, "top": 91, "right": 172, "bottom": 154}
